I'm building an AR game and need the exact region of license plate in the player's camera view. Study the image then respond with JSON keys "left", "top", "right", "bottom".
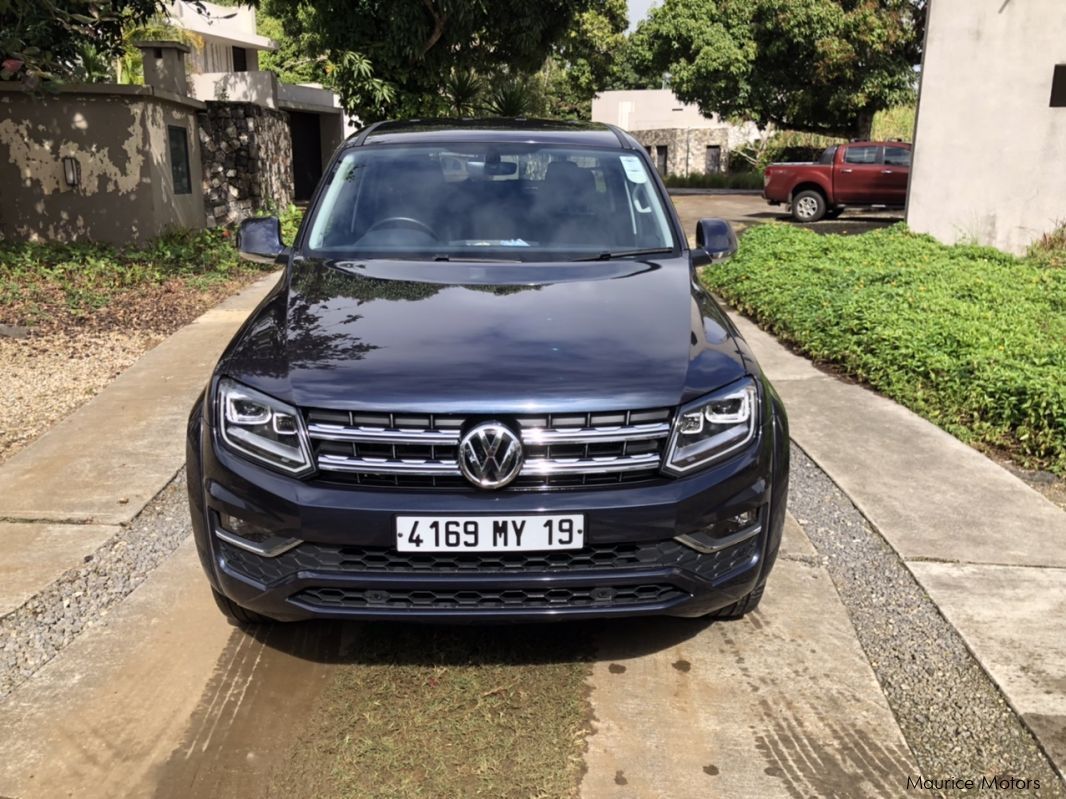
{"left": 395, "top": 515, "right": 585, "bottom": 553}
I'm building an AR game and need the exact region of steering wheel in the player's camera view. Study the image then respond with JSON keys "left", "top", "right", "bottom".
{"left": 366, "top": 216, "right": 439, "bottom": 240}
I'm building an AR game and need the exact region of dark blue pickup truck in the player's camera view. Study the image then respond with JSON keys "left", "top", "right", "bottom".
{"left": 186, "top": 119, "right": 789, "bottom": 625}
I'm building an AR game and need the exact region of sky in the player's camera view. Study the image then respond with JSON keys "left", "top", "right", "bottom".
{"left": 627, "top": 0, "right": 658, "bottom": 31}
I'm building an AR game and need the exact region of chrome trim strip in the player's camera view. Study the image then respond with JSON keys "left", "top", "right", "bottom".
{"left": 522, "top": 453, "right": 662, "bottom": 475}
{"left": 521, "top": 423, "right": 671, "bottom": 445}
{"left": 215, "top": 527, "right": 303, "bottom": 558}
{"left": 307, "top": 423, "right": 460, "bottom": 445}
{"left": 674, "top": 524, "right": 762, "bottom": 554}
{"left": 316, "top": 452, "right": 662, "bottom": 476}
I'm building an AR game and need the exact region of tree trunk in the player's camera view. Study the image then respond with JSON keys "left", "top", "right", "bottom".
{"left": 853, "top": 109, "right": 875, "bottom": 141}
{"left": 767, "top": 116, "right": 856, "bottom": 140}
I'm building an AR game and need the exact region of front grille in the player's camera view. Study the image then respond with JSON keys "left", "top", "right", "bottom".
{"left": 291, "top": 583, "right": 686, "bottom": 611}
{"left": 304, "top": 408, "right": 673, "bottom": 490}
{"left": 219, "top": 536, "right": 760, "bottom": 587}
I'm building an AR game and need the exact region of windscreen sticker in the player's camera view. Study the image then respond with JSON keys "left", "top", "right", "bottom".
{"left": 619, "top": 155, "right": 648, "bottom": 183}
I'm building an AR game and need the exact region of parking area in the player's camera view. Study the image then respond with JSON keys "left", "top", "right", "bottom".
{"left": 669, "top": 191, "right": 904, "bottom": 240}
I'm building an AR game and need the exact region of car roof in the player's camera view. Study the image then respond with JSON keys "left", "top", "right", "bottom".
{"left": 843, "top": 140, "right": 912, "bottom": 147}
{"left": 348, "top": 118, "right": 633, "bottom": 149}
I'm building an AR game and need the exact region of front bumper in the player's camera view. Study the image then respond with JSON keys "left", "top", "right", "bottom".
{"left": 187, "top": 401, "right": 789, "bottom": 622}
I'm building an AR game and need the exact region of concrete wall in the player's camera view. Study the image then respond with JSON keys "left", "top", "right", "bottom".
{"left": 593, "top": 89, "right": 725, "bottom": 130}
{"left": 0, "top": 85, "right": 204, "bottom": 243}
{"left": 907, "top": 0, "right": 1066, "bottom": 254}
{"left": 189, "top": 70, "right": 279, "bottom": 105}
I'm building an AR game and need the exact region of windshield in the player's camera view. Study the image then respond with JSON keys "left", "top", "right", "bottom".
{"left": 305, "top": 143, "right": 678, "bottom": 261}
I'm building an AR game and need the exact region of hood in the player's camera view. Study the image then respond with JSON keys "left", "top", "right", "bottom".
{"left": 220, "top": 257, "right": 746, "bottom": 413}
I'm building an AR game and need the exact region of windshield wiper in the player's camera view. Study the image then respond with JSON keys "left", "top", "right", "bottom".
{"left": 432, "top": 255, "right": 524, "bottom": 263}
{"left": 572, "top": 247, "right": 674, "bottom": 262}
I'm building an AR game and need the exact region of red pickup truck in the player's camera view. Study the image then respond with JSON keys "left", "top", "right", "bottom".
{"left": 762, "top": 141, "right": 911, "bottom": 223}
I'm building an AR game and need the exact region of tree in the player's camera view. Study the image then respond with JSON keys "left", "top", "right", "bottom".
{"left": 255, "top": 5, "right": 328, "bottom": 87}
{"left": 442, "top": 68, "right": 483, "bottom": 116}
{"left": 631, "top": 0, "right": 924, "bottom": 138}
{"left": 0, "top": 0, "right": 162, "bottom": 84}
{"left": 261, "top": 0, "right": 605, "bottom": 121}
{"left": 539, "top": 0, "right": 628, "bottom": 119}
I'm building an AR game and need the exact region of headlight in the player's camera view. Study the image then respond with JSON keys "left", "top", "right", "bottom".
{"left": 663, "top": 378, "right": 759, "bottom": 475}
{"left": 216, "top": 377, "right": 314, "bottom": 476}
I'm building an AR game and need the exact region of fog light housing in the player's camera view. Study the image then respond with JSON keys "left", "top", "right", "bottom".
{"left": 214, "top": 511, "right": 302, "bottom": 557}
{"left": 675, "top": 508, "right": 762, "bottom": 554}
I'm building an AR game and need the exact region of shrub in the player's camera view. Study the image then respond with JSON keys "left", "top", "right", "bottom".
{"left": 702, "top": 223, "right": 1066, "bottom": 475}
{"left": 664, "top": 172, "right": 764, "bottom": 190}
{"left": 1028, "top": 225, "right": 1066, "bottom": 270}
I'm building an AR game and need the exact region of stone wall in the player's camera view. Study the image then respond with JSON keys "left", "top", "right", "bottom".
{"left": 198, "top": 101, "right": 293, "bottom": 226}
{"left": 631, "top": 124, "right": 761, "bottom": 177}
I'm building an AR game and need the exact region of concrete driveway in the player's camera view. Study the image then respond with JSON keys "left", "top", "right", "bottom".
{"left": 0, "top": 510, "right": 913, "bottom": 799}
{"left": 669, "top": 192, "right": 903, "bottom": 240}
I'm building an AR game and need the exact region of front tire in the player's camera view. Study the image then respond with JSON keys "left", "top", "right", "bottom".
{"left": 791, "top": 190, "right": 827, "bottom": 223}
{"left": 212, "top": 588, "right": 274, "bottom": 626}
{"left": 709, "top": 583, "right": 765, "bottom": 620}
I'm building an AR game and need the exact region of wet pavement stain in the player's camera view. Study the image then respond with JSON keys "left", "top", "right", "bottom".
{"left": 149, "top": 621, "right": 352, "bottom": 799}
{"left": 608, "top": 663, "right": 626, "bottom": 674}
{"left": 671, "top": 659, "right": 691, "bottom": 673}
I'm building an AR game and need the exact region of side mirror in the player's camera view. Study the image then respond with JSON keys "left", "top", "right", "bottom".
{"left": 695, "top": 218, "right": 738, "bottom": 262}
{"left": 237, "top": 216, "right": 285, "bottom": 264}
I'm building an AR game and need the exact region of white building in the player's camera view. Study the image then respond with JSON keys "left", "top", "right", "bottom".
{"left": 167, "top": 0, "right": 356, "bottom": 200}
{"left": 592, "top": 89, "right": 762, "bottom": 176}
{"left": 906, "top": 0, "right": 1066, "bottom": 254}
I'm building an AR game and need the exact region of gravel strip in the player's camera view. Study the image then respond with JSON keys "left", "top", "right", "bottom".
{"left": 0, "top": 471, "right": 191, "bottom": 698}
{"left": 788, "top": 445, "right": 1066, "bottom": 796}
{"left": 0, "top": 330, "right": 163, "bottom": 464}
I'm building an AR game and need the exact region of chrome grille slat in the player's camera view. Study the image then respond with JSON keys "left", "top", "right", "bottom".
{"left": 305, "top": 407, "right": 673, "bottom": 487}
{"left": 520, "top": 423, "right": 670, "bottom": 445}
{"left": 318, "top": 454, "right": 459, "bottom": 475}
{"left": 307, "top": 424, "right": 460, "bottom": 445}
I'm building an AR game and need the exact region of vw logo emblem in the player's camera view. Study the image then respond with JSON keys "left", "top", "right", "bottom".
{"left": 458, "top": 421, "right": 524, "bottom": 490}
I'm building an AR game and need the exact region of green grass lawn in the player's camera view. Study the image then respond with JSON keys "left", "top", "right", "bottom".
{"left": 0, "top": 205, "right": 303, "bottom": 332}
{"left": 702, "top": 223, "right": 1066, "bottom": 476}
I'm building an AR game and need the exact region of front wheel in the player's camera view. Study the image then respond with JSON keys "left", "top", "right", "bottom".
{"left": 791, "top": 190, "right": 827, "bottom": 223}
{"left": 212, "top": 588, "right": 274, "bottom": 626}
{"left": 708, "top": 583, "right": 765, "bottom": 621}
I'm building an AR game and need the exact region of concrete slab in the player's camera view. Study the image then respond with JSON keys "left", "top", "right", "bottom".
{"left": 0, "top": 273, "right": 279, "bottom": 526}
{"left": 583, "top": 521, "right": 915, "bottom": 799}
{"left": 0, "top": 522, "right": 119, "bottom": 617}
{"left": 733, "top": 318, "right": 831, "bottom": 383}
{"left": 909, "top": 561, "right": 1066, "bottom": 776}
{"left": 0, "top": 538, "right": 235, "bottom": 799}
{"left": 781, "top": 512, "right": 817, "bottom": 558}
{"left": 730, "top": 314, "right": 1066, "bottom": 568}
{"left": 0, "top": 535, "right": 353, "bottom": 799}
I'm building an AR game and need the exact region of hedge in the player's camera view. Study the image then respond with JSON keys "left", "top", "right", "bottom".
{"left": 702, "top": 223, "right": 1066, "bottom": 475}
